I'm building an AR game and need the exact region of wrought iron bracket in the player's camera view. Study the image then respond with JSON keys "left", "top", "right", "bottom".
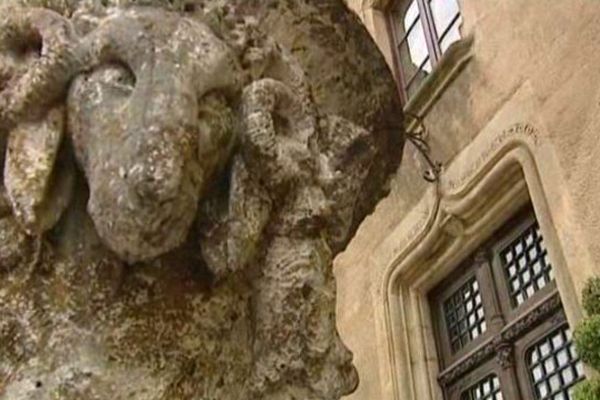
{"left": 404, "top": 112, "right": 442, "bottom": 182}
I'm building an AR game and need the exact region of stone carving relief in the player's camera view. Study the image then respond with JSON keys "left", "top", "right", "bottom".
{"left": 0, "top": 1, "right": 403, "bottom": 399}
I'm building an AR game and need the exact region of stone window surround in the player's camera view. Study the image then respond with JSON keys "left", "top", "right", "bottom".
{"left": 354, "top": 0, "right": 473, "bottom": 133}
{"left": 385, "top": 0, "right": 463, "bottom": 103}
{"left": 364, "top": 84, "right": 590, "bottom": 400}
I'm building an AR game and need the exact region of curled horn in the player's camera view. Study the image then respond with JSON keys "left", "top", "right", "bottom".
{"left": 0, "top": 6, "right": 79, "bottom": 235}
{"left": 240, "top": 78, "right": 317, "bottom": 191}
{"left": 0, "top": 6, "right": 79, "bottom": 132}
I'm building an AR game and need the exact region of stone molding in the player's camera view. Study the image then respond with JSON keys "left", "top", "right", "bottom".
{"left": 361, "top": 0, "right": 391, "bottom": 11}
{"left": 354, "top": 1, "right": 474, "bottom": 133}
{"left": 367, "top": 82, "right": 583, "bottom": 400}
{"left": 404, "top": 35, "right": 474, "bottom": 131}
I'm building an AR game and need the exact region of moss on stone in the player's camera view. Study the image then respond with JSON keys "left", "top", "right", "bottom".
{"left": 583, "top": 277, "right": 600, "bottom": 316}
{"left": 574, "top": 379, "right": 600, "bottom": 400}
{"left": 573, "top": 278, "right": 600, "bottom": 400}
{"left": 575, "top": 314, "right": 600, "bottom": 371}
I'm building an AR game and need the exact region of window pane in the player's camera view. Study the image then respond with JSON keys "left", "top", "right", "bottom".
{"left": 404, "top": 0, "right": 420, "bottom": 31}
{"left": 392, "top": 0, "right": 432, "bottom": 100}
{"left": 500, "top": 222, "right": 554, "bottom": 307}
{"left": 527, "top": 326, "right": 585, "bottom": 400}
{"left": 429, "top": 0, "right": 460, "bottom": 35}
{"left": 404, "top": 17, "right": 432, "bottom": 73}
{"left": 443, "top": 277, "right": 486, "bottom": 353}
{"left": 429, "top": 0, "right": 462, "bottom": 52}
{"left": 440, "top": 20, "right": 462, "bottom": 52}
{"left": 405, "top": 56, "right": 431, "bottom": 98}
{"left": 461, "top": 375, "right": 503, "bottom": 400}
{"left": 398, "top": 35, "right": 430, "bottom": 99}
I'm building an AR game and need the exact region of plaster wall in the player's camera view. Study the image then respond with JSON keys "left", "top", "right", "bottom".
{"left": 336, "top": 1, "right": 600, "bottom": 399}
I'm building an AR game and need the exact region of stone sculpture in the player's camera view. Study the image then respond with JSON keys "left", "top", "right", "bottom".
{"left": 0, "top": 1, "right": 403, "bottom": 399}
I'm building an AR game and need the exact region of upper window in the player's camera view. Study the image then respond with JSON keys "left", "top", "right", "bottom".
{"left": 388, "top": 0, "right": 463, "bottom": 102}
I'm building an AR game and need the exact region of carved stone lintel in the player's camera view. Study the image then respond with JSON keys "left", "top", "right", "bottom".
{"left": 501, "top": 291, "right": 563, "bottom": 342}
{"left": 473, "top": 249, "right": 490, "bottom": 266}
{"left": 494, "top": 340, "right": 514, "bottom": 369}
{"left": 437, "top": 340, "right": 496, "bottom": 387}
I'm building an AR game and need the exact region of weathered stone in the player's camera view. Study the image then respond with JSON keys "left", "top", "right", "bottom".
{"left": 0, "top": 215, "right": 31, "bottom": 271}
{"left": 0, "top": 1, "right": 403, "bottom": 399}
{"left": 67, "top": 7, "right": 242, "bottom": 262}
{"left": 5, "top": 106, "right": 74, "bottom": 235}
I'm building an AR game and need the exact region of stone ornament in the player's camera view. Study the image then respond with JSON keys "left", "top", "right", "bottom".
{"left": 0, "top": 1, "right": 403, "bottom": 399}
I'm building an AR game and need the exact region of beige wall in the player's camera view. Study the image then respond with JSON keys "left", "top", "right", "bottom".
{"left": 336, "top": 1, "right": 600, "bottom": 399}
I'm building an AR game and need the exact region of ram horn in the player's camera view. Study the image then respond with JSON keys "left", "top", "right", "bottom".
{"left": 0, "top": 6, "right": 80, "bottom": 132}
{"left": 0, "top": 6, "right": 78, "bottom": 235}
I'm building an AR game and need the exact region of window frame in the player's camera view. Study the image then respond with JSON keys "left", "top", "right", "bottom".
{"left": 514, "top": 316, "right": 585, "bottom": 400}
{"left": 376, "top": 115, "right": 587, "bottom": 400}
{"left": 430, "top": 255, "right": 500, "bottom": 369}
{"left": 386, "top": 0, "right": 463, "bottom": 103}
{"left": 447, "top": 361, "right": 506, "bottom": 400}
{"left": 489, "top": 214, "right": 558, "bottom": 324}
{"left": 429, "top": 206, "right": 584, "bottom": 400}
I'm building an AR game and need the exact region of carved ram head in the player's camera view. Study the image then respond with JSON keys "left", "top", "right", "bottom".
{"left": 0, "top": 2, "right": 404, "bottom": 399}
{"left": 0, "top": 5, "right": 244, "bottom": 262}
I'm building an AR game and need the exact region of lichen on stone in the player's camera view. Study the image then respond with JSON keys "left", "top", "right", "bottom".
{"left": 0, "top": 1, "right": 403, "bottom": 399}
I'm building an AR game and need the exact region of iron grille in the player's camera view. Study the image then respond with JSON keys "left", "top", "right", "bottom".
{"left": 444, "top": 277, "right": 487, "bottom": 353}
{"left": 461, "top": 375, "right": 503, "bottom": 400}
{"left": 528, "top": 326, "right": 585, "bottom": 400}
{"left": 500, "top": 222, "right": 554, "bottom": 306}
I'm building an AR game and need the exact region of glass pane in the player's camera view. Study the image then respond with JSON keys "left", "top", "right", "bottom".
{"left": 430, "top": 0, "right": 460, "bottom": 35}
{"left": 527, "top": 326, "right": 585, "bottom": 400}
{"left": 500, "top": 221, "right": 554, "bottom": 307}
{"left": 405, "top": 18, "right": 432, "bottom": 73}
{"left": 405, "top": 56, "right": 431, "bottom": 98}
{"left": 461, "top": 375, "right": 503, "bottom": 400}
{"left": 429, "top": 0, "right": 462, "bottom": 52}
{"left": 393, "top": 0, "right": 433, "bottom": 99}
{"left": 404, "top": 0, "right": 420, "bottom": 31}
{"left": 398, "top": 38, "right": 430, "bottom": 99}
{"left": 440, "top": 20, "right": 462, "bottom": 52}
{"left": 443, "top": 276, "right": 486, "bottom": 353}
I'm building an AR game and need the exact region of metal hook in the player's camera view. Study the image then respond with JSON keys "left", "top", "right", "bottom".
{"left": 404, "top": 112, "right": 442, "bottom": 183}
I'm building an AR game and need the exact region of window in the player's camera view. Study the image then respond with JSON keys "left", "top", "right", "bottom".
{"left": 387, "top": 0, "right": 463, "bottom": 102}
{"left": 527, "top": 327, "right": 584, "bottom": 400}
{"left": 462, "top": 375, "right": 503, "bottom": 400}
{"left": 500, "top": 223, "right": 554, "bottom": 307}
{"left": 443, "top": 276, "right": 486, "bottom": 353}
{"left": 430, "top": 207, "right": 585, "bottom": 400}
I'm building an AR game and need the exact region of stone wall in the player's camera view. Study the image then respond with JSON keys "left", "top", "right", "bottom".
{"left": 0, "top": 1, "right": 404, "bottom": 399}
{"left": 337, "top": 1, "right": 600, "bottom": 399}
